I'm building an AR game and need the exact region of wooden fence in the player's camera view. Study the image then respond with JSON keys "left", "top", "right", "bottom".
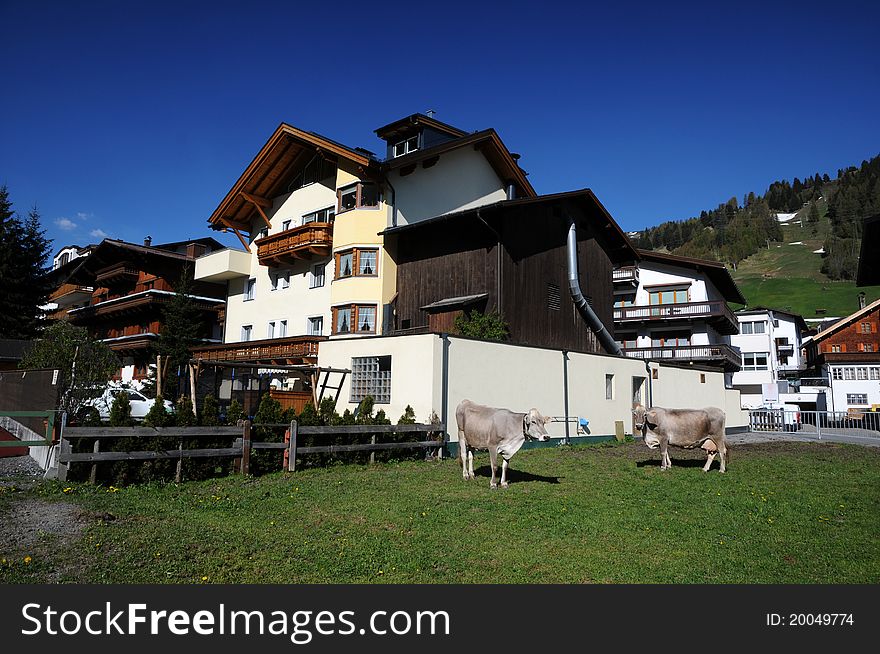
{"left": 58, "top": 421, "right": 446, "bottom": 481}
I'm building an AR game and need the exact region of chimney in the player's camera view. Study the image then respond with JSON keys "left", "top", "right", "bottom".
{"left": 858, "top": 292, "right": 866, "bottom": 310}
{"left": 144, "top": 236, "right": 152, "bottom": 247}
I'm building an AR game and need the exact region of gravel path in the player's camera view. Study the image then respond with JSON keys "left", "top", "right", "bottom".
{"left": 0, "top": 455, "right": 90, "bottom": 566}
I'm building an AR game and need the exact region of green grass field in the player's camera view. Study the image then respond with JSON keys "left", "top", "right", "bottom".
{"left": 731, "top": 213, "right": 880, "bottom": 317}
{"left": 2, "top": 441, "right": 879, "bottom": 584}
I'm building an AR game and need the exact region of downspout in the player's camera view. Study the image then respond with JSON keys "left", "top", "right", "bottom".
{"left": 566, "top": 217, "right": 623, "bottom": 357}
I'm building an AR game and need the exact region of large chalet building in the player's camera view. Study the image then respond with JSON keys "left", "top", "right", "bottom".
{"left": 48, "top": 237, "right": 227, "bottom": 385}
{"left": 193, "top": 114, "right": 635, "bottom": 362}
{"left": 612, "top": 250, "right": 746, "bottom": 378}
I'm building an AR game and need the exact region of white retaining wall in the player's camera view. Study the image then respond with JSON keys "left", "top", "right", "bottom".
{"left": 317, "top": 334, "right": 747, "bottom": 440}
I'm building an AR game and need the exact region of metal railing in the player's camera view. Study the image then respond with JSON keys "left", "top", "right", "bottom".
{"left": 613, "top": 300, "right": 738, "bottom": 331}
{"left": 623, "top": 343, "right": 742, "bottom": 368}
{"left": 748, "top": 408, "right": 880, "bottom": 438}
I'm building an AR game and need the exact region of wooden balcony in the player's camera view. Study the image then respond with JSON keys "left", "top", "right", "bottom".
{"left": 255, "top": 223, "right": 333, "bottom": 267}
{"left": 95, "top": 261, "right": 139, "bottom": 286}
{"left": 49, "top": 283, "right": 93, "bottom": 304}
{"left": 612, "top": 266, "right": 639, "bottom": 290}
{"left": 623, "top": 343, "right": 742, "bottom": 370}
{"left": 68, "top": 290, "right": 223, "bottom": 324}
{"left": 192, "top": 335, "right": 326, "bottom": 365}
{"left": 613, "top": 300, "right": 739, "bottom": 335}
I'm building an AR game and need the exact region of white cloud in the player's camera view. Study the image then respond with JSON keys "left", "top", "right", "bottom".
{"left": 76, "top": 212, "right": 91, "bottom": 221}
{"left": 90, "top": 229, "right": 109, "bottom": 239}
{"left": 54, "top": 217, "right": 77, "bottom": 231}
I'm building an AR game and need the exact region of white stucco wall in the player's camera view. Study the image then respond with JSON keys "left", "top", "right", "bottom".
{"left": 222, "top": 182, "right": 339, "bottom": 342}
{"left": 315, "top": 334, "right": 748, "bottom": 441}
{"left": 391, "top": 148, "right": 508, "bottom": 226}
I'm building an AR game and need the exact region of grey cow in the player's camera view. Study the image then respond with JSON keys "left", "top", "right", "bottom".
{"left": 632, "top": 403, "right": 729, "bottom": 473}
{"left": 456, "top": 399, "right": 551, "bottom": 488}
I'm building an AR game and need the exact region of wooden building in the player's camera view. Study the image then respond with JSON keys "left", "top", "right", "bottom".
{"left": 383, "top": 189, "right": 637, "bottom": 354}
{"left": 54, "top": 237, "right": 227, "bottom": 385}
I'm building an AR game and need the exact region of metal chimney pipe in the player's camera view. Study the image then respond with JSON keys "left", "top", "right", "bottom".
{"left": 567, "top": 217, "right": 623, "bottom": 356}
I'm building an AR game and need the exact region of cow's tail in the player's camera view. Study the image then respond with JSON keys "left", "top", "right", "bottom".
{"left": 724, "top": 441, "right": 732, "bottom": 463}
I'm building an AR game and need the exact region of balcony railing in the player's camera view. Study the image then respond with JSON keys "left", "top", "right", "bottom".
{"left": 255, "top": 223, "right": 333, "bottom": 267}
{"left": 776, "top": 343, "right": 795, "bottom": 356}
{"left": 622, "top": 343, "right": 743, "bottom": 369}
{"left": 95, "top": 262, "right": 139, "bottom": 286}
{"left": 612, "top": 266, "right": 639, "bottom": 284}
{"left": 613, "top": 300, "right": 739, "bottom": 334}
{"left": 192, "top": 335, "right": 326, "bottom": 364}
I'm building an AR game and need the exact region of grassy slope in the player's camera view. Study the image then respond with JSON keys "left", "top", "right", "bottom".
{"left": 731, "top": 209, "right": 880, "bottom": 316}
{"left": 2, "top": 441, "right": 879, "bottom": 584}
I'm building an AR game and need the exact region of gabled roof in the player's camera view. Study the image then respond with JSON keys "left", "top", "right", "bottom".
{"left": 381, "top": 188, "right": 637, "bottom": 262}
{"left": 63, "top": 238, "right": 214, "bottom": 285}
{"left": 736, "top": 306, "right": 809, "bottom": 332}
{"left": 375, "top": 113, "right": 468, "bottom": 141}
{"left": 382, "top": 128, "right": 536, "bottom": 198}
{"left": 635, "top": 249, "right": 746, "bottom": 305}
{"left": 208, "top": 123, "right": 377, "bottom": 233}
{"left": 809, "top": 296, "right": 880, "bottom": 343}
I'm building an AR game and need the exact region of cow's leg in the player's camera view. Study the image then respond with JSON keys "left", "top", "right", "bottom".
{"left": 702, "top": 451, "right": 716, "bottom": 472}
{"left": 660, "top": 440, "right": 670, "bottom": 470}
{"left": 488, "top": 448, "right": 498, "bottom": 489}
{"left": 500, "top": 458, "right": 509, "bottom": 488}
{"left": 467, "top": 450, "right": 475, "bottom": 480}
{"left": 718, "top": 441, "right": 727, "bottom": 473}
{"left": 460, "top": 441, "right": 469, "bottom": 480}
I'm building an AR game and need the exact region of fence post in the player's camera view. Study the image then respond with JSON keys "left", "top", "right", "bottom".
{"left": 89, "top": 439, "right": 100, "bottom": 485}
{"left": 241, "top": 420, "right": 251, "bottom": 475}
{"left": 370, "top": 434, "right": 376, "bottom": 464}
{"left": 175, "top": 435, "right": 183, "bottom": 483}
{"left": 287, "top": 420, "right": 298, "bottom": 472}
{"left": 57, "top": 435, "right": 71, "bottom": 482}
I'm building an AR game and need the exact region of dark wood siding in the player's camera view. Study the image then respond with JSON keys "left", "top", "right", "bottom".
{"left": 391, "top": 198, "right": 619, "bottom": 355}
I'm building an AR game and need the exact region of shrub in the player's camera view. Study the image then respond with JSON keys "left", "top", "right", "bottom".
{"left": 225, "top": 400, "right": 245, "bottom": 425}
{"left": 398, "top": 405, "right": 416, "bottom": 424}
{"left": 453, "top": 310, "right": 509, "bottom": 341}
{"left": 108, "top": 391, "right": 134, "bottom": 427}
{"left": 201, "top": 395, "right": 221, "bottom": 426}
{"left": 175, "top": 396, "right": 196, "bottom": 427}
{"left": 143, "top": 395, "right": 171, "bottom": 428}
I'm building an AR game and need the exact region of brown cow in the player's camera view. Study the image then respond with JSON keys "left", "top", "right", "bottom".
{"left": 632, "top": 403, "right": 728, "bottom": 473}
{"left": 456, "top": 399, "right": 551, "bottom": 488}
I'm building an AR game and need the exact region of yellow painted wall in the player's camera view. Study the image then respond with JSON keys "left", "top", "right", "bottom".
{"left": 332, "top": 209, "right": 386, "bottom": 249}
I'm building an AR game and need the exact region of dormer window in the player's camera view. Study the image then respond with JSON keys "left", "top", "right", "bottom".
{"left": 392, "top": 135, "right": 419, "bottom": 158}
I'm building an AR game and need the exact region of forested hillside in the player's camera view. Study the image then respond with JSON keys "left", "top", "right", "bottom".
{"left": 632, "top": 154, "right": 880, "bottom": 281}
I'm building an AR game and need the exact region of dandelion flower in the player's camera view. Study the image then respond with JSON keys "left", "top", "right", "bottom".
{"left": 23, "top": 556, "right": 32, "bottom": 564}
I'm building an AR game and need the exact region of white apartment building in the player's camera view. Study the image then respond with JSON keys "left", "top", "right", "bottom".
{"left": 729, "top": 308, "right": 808, "bottom": 408}
{"left": 613, "top": 250, "right": 746, "bottom": 380}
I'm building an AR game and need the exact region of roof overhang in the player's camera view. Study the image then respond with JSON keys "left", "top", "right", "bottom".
{"left": 374, "top": 113, "right": 468, "bottom": 141}
{"left": 208, "top": 123, "right": 376, "bottom": 234}
{"left": 381, "top": 188, "right": 638, "bottom": 263}
{"left": 383, "top": 129, "right": 536, "bottom": 199}
{"left": 636, "top": 249, "right": 746, "bottom": 305}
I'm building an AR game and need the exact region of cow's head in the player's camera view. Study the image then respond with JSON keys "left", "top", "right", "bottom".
{"left": 523, "top": 409, "right": 552, "bottom": 442}
{"left": 632, "top": 403, "right": 659, "bottom": 431}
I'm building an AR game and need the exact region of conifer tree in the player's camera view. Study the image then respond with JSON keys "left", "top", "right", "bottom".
{"left": 0, "top": 187, "right": 52, "bottom": 338}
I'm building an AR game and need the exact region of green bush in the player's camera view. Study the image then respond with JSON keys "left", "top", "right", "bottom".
{"left": 453, "top": 310, "right": 509, "bottom": 341}
{"left": 225, "top": 400, "right": 245, "bottom": 425}
{"left": 175, "top": 396, "right": 196, "bottom": 427}
{"left": 143, "top": 395, "right": 171, "bottom": 428}
{"left": 109, "top": 391, "right": 134, "bottom": 427}
{"left": 200, "top": 395, "right": 221, "bottom": 426}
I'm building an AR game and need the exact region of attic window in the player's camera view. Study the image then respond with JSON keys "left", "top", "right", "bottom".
{"left": 392, "top": 135, "right": 419, "bottom": 158}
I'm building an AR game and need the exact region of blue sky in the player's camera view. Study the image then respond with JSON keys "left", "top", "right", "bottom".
{"left": 2, "top": 0, "right": 878, "bottom": 256}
